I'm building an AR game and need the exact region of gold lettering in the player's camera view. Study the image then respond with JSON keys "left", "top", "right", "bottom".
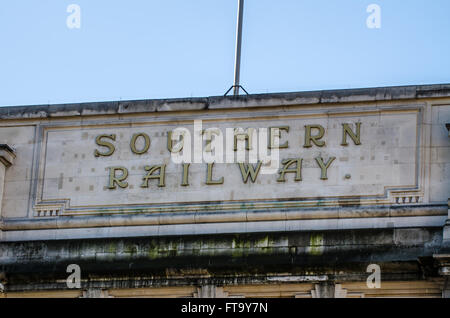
{"left": 269, "top": 126, "right": 289, "bottom": 149}
{"left": 94, "top": 134, "right": 116, "bottom": 157}
{"left": 277, "top": 158, "right": 302, "bottom": 182}
{"left": 315, "top": 156, "right": 336, "bottom": 180}
{"left": 304, "top": 125, "right": 325, "bottom": 148}
{"left": 141, "top": 164, "right": 166, "bottom": 188}
{"left": 203, "top": 128, "right": 221, "bottom": 152}
{"left": 234, "top": 128, "right": 254, "bottom": 151}
{"left": 182, "top": 163, "right": 190, "bottom": 186}
{"left": 167, "top": 131, "right": 184, "bottom": 153}
{"left": 107, "top": 166, "right": 128, "bottom": 189}
{"left": 238, "top": 162, "right": 263, "bottom": 183}
{"left": 206, "top": 162, "right": 224, "bottom": 185}
{"left": 130, "top": 133, "right": 150, "bottom": 154}
{"left": 341, "top": 123, "right": 362, "bottom": 146}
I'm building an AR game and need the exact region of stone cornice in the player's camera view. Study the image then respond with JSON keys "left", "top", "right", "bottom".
{"left": 1, "top": 84, "right": 450, "bottom": 120}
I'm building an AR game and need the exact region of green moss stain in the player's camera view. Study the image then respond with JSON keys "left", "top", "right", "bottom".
{"left": 255, "top": 236, "right": 269, "bottom": 248}
{"left": 309, "top": 233, "right": 324, "bottom": 256}
{"left": 107, "top": 243, "right": 117, "bottom": 254}
{"left": 231, "top": 236, "right": 251, "bottom": 258}
{"left": 147, "top": 239, "right": 159, "bottom": 259}
{"left": 124, "top": 244, "right": 138, "bottom": 255}
{"left": 147, "top": 247, "right": 159, "bottom": 259}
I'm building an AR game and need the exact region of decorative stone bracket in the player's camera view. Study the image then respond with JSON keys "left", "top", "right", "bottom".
{"left": 390, "top": 190, "right": 423, "bottom": 205}
{"left": 33, "top": 203, "right": 66, "bottom": 217}
{"left": 433, "top": 254, "right": 450, "bottom": 298}
{"left": 192, "top": 285, "right": 229, "bottom": 298}
{"left": 0, "top": 145, "right": 15, "bottom": 238}
{"left": 294, "top": 283, "right": 364, "bottom": 298}
{"left": 0, "top": 144, "right": 15, "bottom": 168}
{"left": 434, "top": 254, "right": 450, "bottom": 276}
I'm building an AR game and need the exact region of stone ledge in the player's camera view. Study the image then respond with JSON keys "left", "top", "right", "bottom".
{"left": 0, "top": 214, "right": 446, "bottom": 243}
{"left": 1, "top": 204, "right": 446, "bottom": 232}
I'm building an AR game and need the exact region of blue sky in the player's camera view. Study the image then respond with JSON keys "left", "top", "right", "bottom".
{"left": 0, "top": 0, "right": 449, "bottom": 106}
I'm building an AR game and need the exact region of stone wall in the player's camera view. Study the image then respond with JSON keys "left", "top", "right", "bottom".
{"left": 0, "top": 84, "right": 449, "bottom": 297}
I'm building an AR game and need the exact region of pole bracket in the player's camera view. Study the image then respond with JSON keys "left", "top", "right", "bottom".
{"left": 224, "top": 85, "right": 249, "bottom": 96}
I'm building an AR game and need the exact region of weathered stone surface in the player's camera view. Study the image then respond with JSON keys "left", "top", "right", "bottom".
{"left": 0, "top": 228, "right": 442, "bottom": 282}
{"left": 0, "top": 84, "right": 449, "bottom": 297}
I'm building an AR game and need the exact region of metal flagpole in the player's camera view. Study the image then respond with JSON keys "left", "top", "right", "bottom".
{"left": 233, "top": 0, "right": 244, "bottom": 96}
{"left": 224, "top": 0, "right": 248, "bottom": 96}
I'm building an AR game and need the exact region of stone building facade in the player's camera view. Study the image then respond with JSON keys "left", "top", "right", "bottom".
{"left": 0, "top": 84, "right": 449, "bottom": 298}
